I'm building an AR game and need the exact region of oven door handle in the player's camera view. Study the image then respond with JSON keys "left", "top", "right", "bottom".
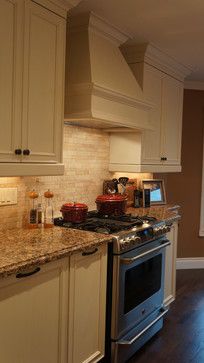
{"left": 117, "top": 307, "right": 169, "bottom": 346}
{"left": 120, "top": 240, "right": 170, "bottom": 265}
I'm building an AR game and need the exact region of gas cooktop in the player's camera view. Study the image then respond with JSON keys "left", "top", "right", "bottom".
{"left": 54, "top": 210, "right": 171, "bottom": 254}
{"left": 54, "top": 210, "right": 157, "bottom": 234}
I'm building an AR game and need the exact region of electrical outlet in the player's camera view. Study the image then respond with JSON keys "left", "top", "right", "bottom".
{"left": 0, "top": 188, "right": 17, "bottom": 206}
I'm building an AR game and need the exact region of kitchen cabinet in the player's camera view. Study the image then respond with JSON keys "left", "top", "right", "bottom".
{"left": 141, "top": 64, "right": 183, "bottom": 168}
{"left": 164, "top": 222, "right": 178, "bottom": 306}
{"left": 0, "top": 0, "right": 68, "bottom": 176}
{"left": 0, "top": 258, "right": 69, "bottom": 363}
{"left": 109, "top": 44, "right": 189, "bottom": 173}
{"left": 0, "top": 244, "right": 108, "bottom": 363}
{"left": 68, "top": 244, "right": 107, "bottom": 363}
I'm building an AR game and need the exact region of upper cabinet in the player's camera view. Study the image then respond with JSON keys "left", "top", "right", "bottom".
{"left": 141, "top": 64, "right": 184, "bottom": 168}
{"left": 109, "top": 43, "right": 191, "bottom": 173}
{"left": 0, "top": 0, "right": 70, "bottom": 176}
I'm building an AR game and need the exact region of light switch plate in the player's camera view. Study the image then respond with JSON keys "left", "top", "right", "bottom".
{"left": 0, "top": 188, "right": 17, "bottom": 206}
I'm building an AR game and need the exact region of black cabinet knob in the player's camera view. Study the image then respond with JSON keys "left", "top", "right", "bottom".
{"left": 23, "top": 149, "right": 30, "bottom": 156}
{"left": 15, "top": 149, "right": 22, "bottom": 155}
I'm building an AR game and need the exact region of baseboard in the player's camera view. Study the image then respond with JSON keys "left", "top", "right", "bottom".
{"left": 176, "top": 258, "right": 204, "bottom": 269}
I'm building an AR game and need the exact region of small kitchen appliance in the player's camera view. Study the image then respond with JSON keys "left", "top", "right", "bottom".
{"left": 54, "top": 211, "right": 171, "bottom": 362}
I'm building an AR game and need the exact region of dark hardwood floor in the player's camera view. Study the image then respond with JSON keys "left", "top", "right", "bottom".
{"left": 129, "top": 269, "right": 204, "bottom": 363}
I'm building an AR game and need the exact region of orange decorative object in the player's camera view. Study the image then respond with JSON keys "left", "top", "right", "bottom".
{"left": 44, "top": 190, "right": 54, "bottom": 198}
{"left": 29, "top": 190, "right": 39, "bottom": 199}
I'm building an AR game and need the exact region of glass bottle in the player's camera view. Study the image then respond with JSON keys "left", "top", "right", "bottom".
{"left": 28, "top": 190, "right": 39, "bottom": 228}
{"left": 44, "top": 190, "right": 54, "bottom": 228}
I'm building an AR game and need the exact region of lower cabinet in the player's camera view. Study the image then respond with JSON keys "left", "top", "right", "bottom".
{"left": 0, "top": 244, "right": 107, "bottom": 363}
{"left": 0, "top": 258, "right": 69, "bottom": 363}
{"left": 68, "top": 244, "right": 107, "bottom": 363}
{"left": 164, "top": 222, "right": 178, "bottom": 306}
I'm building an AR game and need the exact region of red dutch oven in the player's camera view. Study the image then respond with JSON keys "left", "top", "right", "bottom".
{"left": 95, "top": 194, "right": 128, "bottom": 216}
{"left": 60, "top": 202, "right": 88, "bottom": 223}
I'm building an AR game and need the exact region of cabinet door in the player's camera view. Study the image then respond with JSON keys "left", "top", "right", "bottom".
{"left": 68, "top": 245, "right": 107, "bottom": 363}
{"left": 161, "top": 76, "right": 183, "bottom": 165}
{"left": 141, "top": 64, "right": 163, "bottom": 164}
{"left": 0, "top": 0, "right": 23, "bottom": 162}
{"left": 0, "top": 259, "right": 69, "bottom": 363}
{"left": 164, "top": 223, "right": 178, "bottom": 306}
{"left": 21, "top": 1, "right": 65, "bottom": 163}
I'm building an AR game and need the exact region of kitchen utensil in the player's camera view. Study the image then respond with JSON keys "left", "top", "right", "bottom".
{"left": 95, "top": 194, "right": 128, "bottom": 216}
{"left": 118, "top": 177, "right": 129, "bottom": 186}
{"left": 118, "top": 177, "right": 129, "bottom": 195}
{"left": 112, "top": 179, "right": 119, "bottom": 193}
{"left": 60, "top": 202, "right": 88, "bottom": 223}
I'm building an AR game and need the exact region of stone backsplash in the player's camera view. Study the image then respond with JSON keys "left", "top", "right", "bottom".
{"left": 0, "top": 125, "right": 152, "bottom": 230}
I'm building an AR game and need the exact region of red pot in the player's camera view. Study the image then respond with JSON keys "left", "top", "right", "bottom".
{"left": 60, "top": 202, "right": 88, "bottom": 223}
{"left": 95, "top": 194, "right": 128, "bottom": 216}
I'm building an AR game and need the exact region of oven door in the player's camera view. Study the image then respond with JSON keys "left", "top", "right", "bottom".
{"left": 111, "top": 237, "right": 170, "bottom": 340}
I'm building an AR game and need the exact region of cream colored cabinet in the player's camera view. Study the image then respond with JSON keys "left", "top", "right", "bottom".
{"left": 141, "top": 64, "right": 183, "bottom": 168}
{"left": 0, "top": 0, "right": 23, "bottom": 163}
{"left": 164, "top": 222, "right": 178, "bottom": 306}
{"left": 0, "top": 0, "right": 67, "bottom": 176}
{"left": 68, "top": 245, "right": 107, "bottom": 363}
{"left": 109, "top": 43, "right": 189, "bottom": 173}
{"left": 0, "top": 258, "right": 69, "bottom": 363}
{"left": 109, "top": 64, "right": 184, "bottom": 173}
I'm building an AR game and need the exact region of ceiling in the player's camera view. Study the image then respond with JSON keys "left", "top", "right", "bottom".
{"left": 70, "top": 0, "right": 204, "bottom": 81}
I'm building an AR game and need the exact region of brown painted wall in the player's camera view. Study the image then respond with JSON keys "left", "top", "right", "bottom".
{"left": 156, "top": 89, "right": 204, "bottom": 258}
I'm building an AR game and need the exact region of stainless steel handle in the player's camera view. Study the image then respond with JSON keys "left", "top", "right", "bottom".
{"left": 120, "top": 240, "right": 170, "bottom": 265}
{"left": 117, "top": 307, "right": 168, "bottom": 346}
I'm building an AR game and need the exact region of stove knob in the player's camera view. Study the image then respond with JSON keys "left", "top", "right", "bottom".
{"left": 135, "top": 236, "right": 141, "bottom": 244}
{"left": 154, "top": 227, "right": 159, "bottom": 236}
{"left": 166, "top": 226, "right": 171, "bottom": 233}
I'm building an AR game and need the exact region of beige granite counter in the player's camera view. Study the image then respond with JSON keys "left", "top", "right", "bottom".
{"left": 0, "top": 227, "right": 112, "bottom": 279}
{"left": 127, "top": 204, "right": 181, "bottom": 223}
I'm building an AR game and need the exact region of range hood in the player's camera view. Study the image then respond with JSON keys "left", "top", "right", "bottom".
{"left": 64, "top": 12, "right": 154, "bottom": 130}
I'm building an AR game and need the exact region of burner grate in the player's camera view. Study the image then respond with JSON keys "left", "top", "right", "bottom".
{"left": 54, "top": 212, "right": 158, "bottom": 234}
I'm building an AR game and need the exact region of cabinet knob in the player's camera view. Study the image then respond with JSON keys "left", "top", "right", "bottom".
{"left": 15, "top": 149, "right": 22, "bottom": 155}
{"left": 23, "top": 149, "right": 30, "bottom": 156}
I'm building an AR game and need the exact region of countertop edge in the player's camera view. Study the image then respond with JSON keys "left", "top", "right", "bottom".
{"left": 0, "top": 235, "right": 113, "bottom": 280}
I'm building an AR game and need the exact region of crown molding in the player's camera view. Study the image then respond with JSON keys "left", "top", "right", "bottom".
{"left": 121, "top": 43, "right": 192, "bottom": 81}
{"left": 68, "top": 12, "right": 130, "bottom": 45}
{"left": 184, "top": 81, "right": 204, "bottom": 90}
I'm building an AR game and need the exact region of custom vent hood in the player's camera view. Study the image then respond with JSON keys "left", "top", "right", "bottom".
{"left": 64, "top": 12, "right": 153, "bottom": 130}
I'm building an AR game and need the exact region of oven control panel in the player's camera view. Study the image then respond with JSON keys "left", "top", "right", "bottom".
{"left": 114, "top": 221, "right": 171, "bottom": 253}
{"left": 153, "top": 224, "right": 171, "bottom": 237}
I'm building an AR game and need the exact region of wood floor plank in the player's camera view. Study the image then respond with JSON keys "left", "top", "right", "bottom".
{"left": 128, "top": 269, "right": 204, "bottom": 363}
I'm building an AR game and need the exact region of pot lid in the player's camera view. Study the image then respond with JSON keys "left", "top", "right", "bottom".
{"left": 61, "top": 202, "right": 88, "bottom": 210}
{"left": 96, "top": 194, "right": 128, "bottom": 203}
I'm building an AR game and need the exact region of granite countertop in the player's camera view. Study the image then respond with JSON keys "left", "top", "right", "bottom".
{"left": 0, "top": 227, "right": 112, "bottom": 279}
{"left": 127, "top": 204, "right": 181, "bottom": 223}
{"left": 0, "top": 204, "right": 180, "bottom": 279}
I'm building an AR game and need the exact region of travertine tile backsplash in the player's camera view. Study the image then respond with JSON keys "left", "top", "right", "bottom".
{"left": 0, "top": 126, "right": 110, "bottom": 230}
{"left": 0, "top": 125, "right": 152, "bottom": 230}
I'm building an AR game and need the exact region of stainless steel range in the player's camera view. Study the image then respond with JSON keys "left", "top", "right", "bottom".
{"left": 54, "top": 211, "right": 171, "bottom": 363}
